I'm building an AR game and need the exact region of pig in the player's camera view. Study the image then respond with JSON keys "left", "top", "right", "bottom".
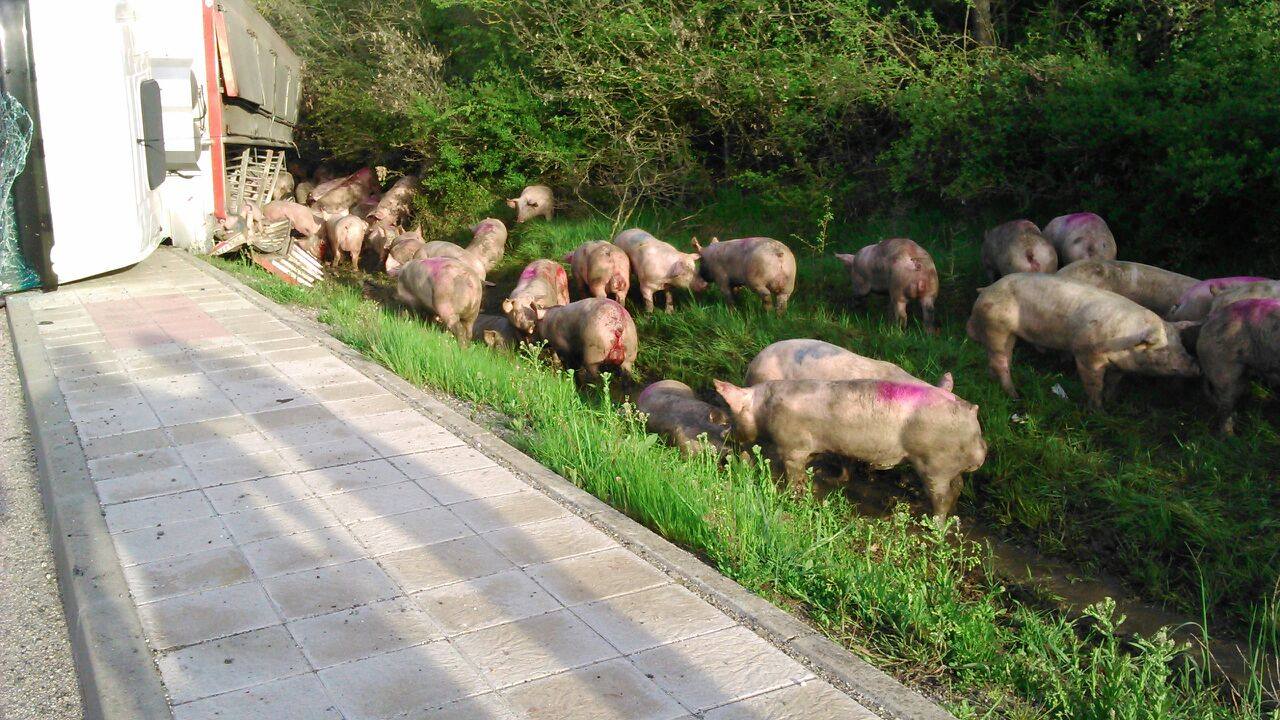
{"left": 1043, "top": 212, "right": 1118, "bottom": 265}
{"left": 414, "top": 241, "right": 488, "bottom": 282}
{"left": 395, "top": 257, "right": 483, "bottom": 345}
{"left": 1207, "top": 280, "right": 1280, "bottom": 315}
{"left": 365, "top": 220, "right": 400, "bottom": 263}
{"left": 219, "top": 200, "right": 263, "bottom": 236}
{"left": 467, "top": 218, "right": 508, "bottom": 272}
{"left": 1166, "top": 277, "right": 1274, "bottom": 321}
{"left": 294, "top": 235, "right": 327, "bottom": 263}
{"left": 313, "top": 168, "right": 377, "bottom": 213}
{"left": 713, "top": 378, "right": 986, "bottom": 523}
{"left": 326, "top": 214, "right": 369, "bottom": 268}
{"left": 1056, "top": 260, "right": 1199, "bottom": 316}
{"left": 966, "top": 274, "right": 1200, "bottom": 407}
{"left": 262, "top": 200, "right": 324, "bottom": 238}
{"left": 503, "top": 259, "right": 571, "bottom": 336}
{"left": 534, "top": 298, "right": 638, "bottom": 381}
{"left": 635, "top": 380, "right": 730, "bottom": 456}
{"left": 472, "top": 314, "right": 523, "bottom": 351}
{"left": 1196, "top": 298, "right": 1280, "bottom": 434}
{"left": 384, "top": 230, "right": 426, "bottom": 275}
{"left": 745, "top": 339, "right": 952, "bottom": 390}
{"left": 271, "top": 171, "right": 295, "bottom": 202}
{"left": 614, "top": 228, "right": 706, "bottom": 313}
{"left": 506, "top": 185, "right": 554, "bottom": 223}
{"left": 369, "top": 175, "right": 417, "bottom": 226}
{"left": 834, "top": 238, "right": 939, "bottom": 332}
{"left": 693, "top": 236, "right": 796, "bottom": 314}
{"left": 294, "top": 181, "right": 315, "bottom": 206}
{"left": 564, "top": 241, "right": 630, "bottom": 304}
{"left": 981, "top": 220, "right": 1059, "bottom": 280}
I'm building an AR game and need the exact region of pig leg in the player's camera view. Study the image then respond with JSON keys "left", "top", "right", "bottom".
{"left": 1073, "top": 354, "right": 1109, "bottom": 408}
{"left": 890, "top": 291, "right": 909, "bottom": 329}
{"left": 639, "top": 286, "right": 657, "bottom": 313}
{"left": 1103, "top": 369, "right": 1124, "bottom": 402}
{"left": 758, "top": 291, "right": 775, "bottom": 314}
{"left": 612, "top": 289, "right": 627, "bottom": 305}
{"left": 921, "top": 472, "right": 963, "bottom": 526}
{"left": 664, "top": 290, "right": 675, "bottom": 315}
{"left": 778, "top": 449, "right": 814, "bottom": 494}
{"left": 1204, "top": 365, "right": 1246, "bottom": 435}
{"left": 715, "top": 277, "right": 736, "bottom": 307}
{"left": 982, "top": 332, "right": 1018, "bottom": 398}
{"left": 775, "top": 293, "right": 791, "bottom": 314}
{"left": 579, "top": 362, "right": 603, "bottom": 383}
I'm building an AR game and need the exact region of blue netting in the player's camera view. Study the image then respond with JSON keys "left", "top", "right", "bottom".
{"left": 0, "top": 91, "right": 36, "bottom": 293}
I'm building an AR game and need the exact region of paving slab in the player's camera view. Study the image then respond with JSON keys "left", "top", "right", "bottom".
{"left": 6, "top": 249, "right": 941, "bottom": 720}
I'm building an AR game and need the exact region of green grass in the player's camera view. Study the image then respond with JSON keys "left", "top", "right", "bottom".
{"left": 214, "top": 237, "right": 1277, "bottom": 718}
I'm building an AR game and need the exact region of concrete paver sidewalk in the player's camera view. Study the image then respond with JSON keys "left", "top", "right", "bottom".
{"left": 15, "top": 250, "right": 882, "bottom": 720}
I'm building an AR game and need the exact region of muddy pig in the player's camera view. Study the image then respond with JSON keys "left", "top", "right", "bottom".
{"left": 614, "top": 228, "right": 706, "bottom": 313}
{"left": 262, "top": 200, "right": 324, "bottom": 238}
{"left": 1167, "top": 277, "right": 1274, "bottom": 321}
{"left": 1056, "top": 260, "right": 1199, "bottom": 316}
{"left": 506, "top": 185, "right": 554, "bottom": 223}
{"left": 1207, "top": 280, "right": 1280, "bottom": 315}
{"left": 472, "top": 314, "right": 523, "bottom": 351}
{"left": 564, "top": 241, "right": 630, "bottom": 304}
{"left": 745, "top": 339, "right": 952, "bottom": 390}
{"left": 967, "top": 274, "right": 1199, "bottom": 407}
{"left": 294, "top": 181, "right": 315, "bottom": 206}
{"left": 395, "top": 257, "right": 483, "bottom": 345}
{"left": 467, "top": 218, "right": 508, "bottom": 272}
{"left": 635, "top": 380, "right": 730, "bottom": 456}
{"left": 981, "top": 220, "right": 1058, "bottom": 280}
{"left": 326, "top": 214, "right": 369, "bottom": 268}
{"left": 534, "top": 298, "right": 638, "bottom": 381}
{"left": 384, "top": 230, "right": 426, "bottom": 275}
{"left": 835, "top": 238, "right": 939, "bottom": 332}
{"left": 314, "top": 168, "right": 377, "bottom": 214}
{"left": 1197, "top": 299, "right": 1280, "bottom": 434}
{"left": 369, "top": 175, "right": 417, "bottom": 226}
{"left": 694, "top": 237, "right": 796, "bottom": 314}
{"left": 713, "top": 378, "right": 986, "bottom": 523}
{"left": 414, "top": 241, "right": 488, "bottom": 282}
{"left": 1043, "top": 212, "right": 1117, "bottom": 265}
{"left": 365, "top": 220, "right": 400, "bottom": 263}
{"left": 503, "top": 259, "right": 571, "bottom": 336}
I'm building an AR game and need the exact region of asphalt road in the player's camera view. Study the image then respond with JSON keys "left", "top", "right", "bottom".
{"left": 0, "top": 306, "right": 83, "bottom": 720}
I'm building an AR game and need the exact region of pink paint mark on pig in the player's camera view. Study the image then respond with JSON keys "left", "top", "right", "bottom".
{"left": 1227, "top": 298, "right": 1280, "bottom": 324}
{"left": 876, "top": 381, "right": 953, "bottom": 407}
{"left": 1203, "top": 276, "right": 1271, "bottom": 292}
{"left": 474, "top": 221, "right": 497, "bottom": 235}
{"left": 519, "top": 265, "right": 540, "bottom": 281}
{"left": 417, "top": 257, "right": 453, "bottom": 275}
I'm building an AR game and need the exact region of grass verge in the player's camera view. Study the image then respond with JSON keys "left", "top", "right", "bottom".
{"left": 214, "top": 253, "right": 1274, "bottom": 719}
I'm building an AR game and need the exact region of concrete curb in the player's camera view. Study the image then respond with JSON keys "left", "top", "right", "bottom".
{"left": 178, "top": 249, "right": 956, "bottom": 720}
{"left": 6, "top": 295, "right": 172, "bottom": 720}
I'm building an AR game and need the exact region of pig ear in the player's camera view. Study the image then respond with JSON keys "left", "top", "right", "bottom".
{"left": 691, "top": 236, "right": 703, "bottom": 252}
{"left": 526, "top": 199, "right": 539, "bottom": 208}
{"left": 563, "top": 252, "right": 574, "bottom": 262}
{"left": 712, "top": 379, "right": 750, "bottom": 412}
{"left": 534, "top": 305, "right": 548, "bottom": 321}
{"left": 1209, "top": 285, "right": 1224, "bottom": 296}
{"left": 483, "top": 330, "right": 500, "bottom": 348}
{"left": 708, "top": 407, "right": 730, "bottom": 426}
{"left": 936, "top": 372, "right": 954, "bottom": 392}
{"left": 668, "top": 260, "right": 687, "bottom": 279}
{"left": 709, "top": 236, "right": 720, "bottom": 244}
{"left": 501, "top": 298, "right": 514, "bottom": 314}
{"left": 505, "top": 199, "right": 517, "bottom": 208}
{"left": 834, "top": 253, "right": 856, "bottom": 267}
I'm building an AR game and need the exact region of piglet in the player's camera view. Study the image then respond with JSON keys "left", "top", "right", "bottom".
{"left": 714, "top": 378, "right": 986, "bottom": 523}
{"left": 635, "top": 380, "right": 730, "bottom": 457}
{"left": 745, "top": 339, "right": 952, "bottom": 390}
{"left": 613, "top": 229, "right": 705, "bottom": 313}
{"left": 467, "top": 218, "right": 509, "bottom": 272}
{"left": 564, "top": 241, "right": 630, "bottom": 304}
{"left": 506, "top": 185, "right": 554, "bottom": 223}
{"left": 1043, "top": 212, "right": 1117, "bottom": 265}
{"left": 835, "top": 238, "right": 939, "bottom": 332}
{"left": 967, "top": 273, "right": 1199, "bottom": 406}
{"left": 503, "top": 259, "right": 571, "bottom": 336}
{"left": 981, "top": 220, "right": 1058, "bottom": 280}
{"left": 534, "top": 298, "right": 638, "bottom": 381}
{"left": 271, "top": 171, "right": 295, "bottom": 202}
{"left": 326, "top": 215, "right": 368, "bottom": 268}
{"left": 1167, "top": 277, "right": 1274, "bottom": 321}
{"left": 314, "top": 168, "right": 377, "bottom": 214}
{"left": 395, "top": 257, "right": 483, "bottom": 345}
{"left": 472, "top": 314, "right": 523, "bottom": 351}
{"left": 1197, "top": 298, "right": 1280, "bottom": 434}
{"left": 694, "top": 237, "right": 796, "bottom": 314}
{"left": 1056, "top": 260, "right": 1198, "bottom": 316}
{"left": 414, "top": 241, "right": 488, "bottom": 282}
{"left": 294, "top": 181, "right": 315, "bottom": 206}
